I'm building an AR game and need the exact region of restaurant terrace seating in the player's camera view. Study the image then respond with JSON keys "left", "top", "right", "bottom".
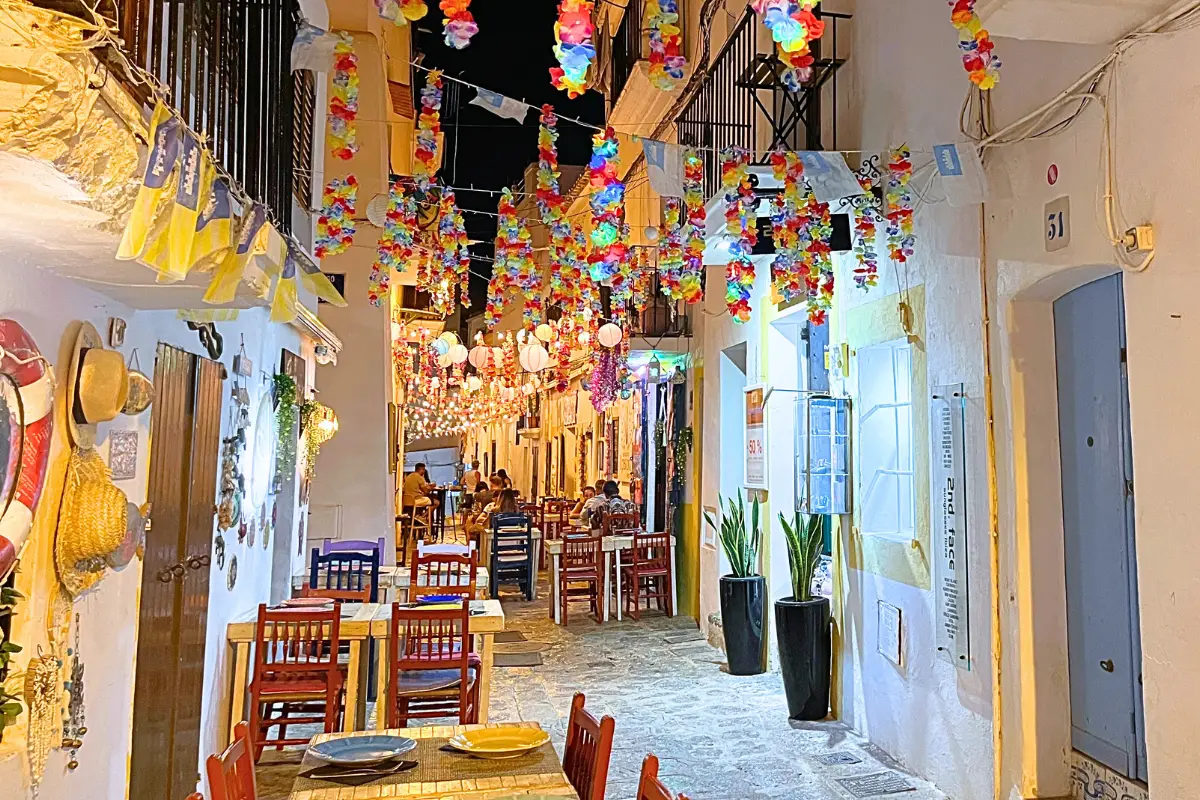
{"left": 563, "top": 692, "right": 615, "bottom": 800}
{"left": 489, "top": 512, "right": 536, "bottom": 600}
{"left": 308, "top": 549, "right": 381, "bottom": 603}
{"left": 386, "top": 599, "right": 479, "bottom": 727}
{"left": 320, "top": 537, "right": 387, "bottom": 557}
{"left": 637, "top": 754, "right": 692, "bottom": 800}
{"left": 560, "top": 533, "right": 604, "bottom": 624}
{"left": 622, "top": 530, "right": 675, "bottom": 619}
{"left": 409, "top": 548, "right": 478, "bottom": 600}
{"left": 207, "top": 721, "right": 257, "bottom": 800}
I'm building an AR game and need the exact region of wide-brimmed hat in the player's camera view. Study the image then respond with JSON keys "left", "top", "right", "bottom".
{"left": 55, "top": 446, "right": 129, "bottom": 597}
{"left": 65, "top": 322, "right": 154, "bottom": 448}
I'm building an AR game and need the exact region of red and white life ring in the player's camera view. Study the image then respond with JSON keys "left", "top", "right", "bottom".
{"left": 0, "top": 320, "right": 54, "bottom": 582}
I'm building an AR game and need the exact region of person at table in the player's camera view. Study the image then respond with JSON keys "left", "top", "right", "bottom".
{"left": 474, "top": 475, "right": 501, "bottom": 514}
{"left": 496, "top": 468, "right": 513, "bottom": 489}
{"left": 570, "top": 485, "right": 596, "bottom": 518}
{"left": 463, "top": 459, "right": 482, "bottom": 490}
{"left": 402, "top": 462, "right": 438, "bottom": 511}
{"left": 579, "top": 479, "right": 607, "bottom": 523}
{"left": 589, "top": 480, "right": 637, "bottom": 532}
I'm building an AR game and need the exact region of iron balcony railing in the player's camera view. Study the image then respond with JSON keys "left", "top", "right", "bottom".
{"left": 91, "top": 0, "right": 312, "bottom": 231}
{"left": 609, "top": 0, "right": 646, "bottom": 104}
{"left": 676, "top": 9, "right": 851, "bottom": 201}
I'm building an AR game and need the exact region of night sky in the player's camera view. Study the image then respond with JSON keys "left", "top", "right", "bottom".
{"left": 412, "top": 2, "right": 607, "bottom": 308}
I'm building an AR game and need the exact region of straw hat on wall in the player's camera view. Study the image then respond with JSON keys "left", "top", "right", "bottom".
{"left": 54, "top": 446, "right": 130, "bottom": 598}
{"left": 65, "top": 321, "right": 153, "bottom": 449}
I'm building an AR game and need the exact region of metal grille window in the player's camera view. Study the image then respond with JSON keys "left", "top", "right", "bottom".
{"left": 292, "top": 68, "right": 316, "bottom": 211}
{"left": 855, "top": 339, "right": 915, "bottom": 537}
{"left": 609, "top": 0, "right": 645, "bottom": 103}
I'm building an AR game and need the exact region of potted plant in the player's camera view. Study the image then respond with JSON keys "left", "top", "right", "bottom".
{"left": 704, "top": 492, "right": 767, "bottom": 675}
{"left": 776, "top": 512, "right": 832, "bottom": 720}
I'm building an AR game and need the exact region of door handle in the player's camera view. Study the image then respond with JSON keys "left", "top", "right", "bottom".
{"left": 186, "top": 555, "right": 211, "bottom": 570}
{"left": 1100, "top": 658, "right": 1115, "bottom": 673}
{"left": 156, "top": 563, "right": 187, "bottom": 583}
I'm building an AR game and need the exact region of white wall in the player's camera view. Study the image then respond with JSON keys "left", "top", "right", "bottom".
{"left": 0, "top": 262, "right": 309, "bottom": 800}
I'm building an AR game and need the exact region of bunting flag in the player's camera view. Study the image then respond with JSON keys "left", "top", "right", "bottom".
{"left": 291, "top": 23, "right": 338, "bottom": 72}
{"left": 117, "top": 102, "right": 181, "bottom": 261}
{"left": 203, "top": 203, "right": 267, "bottom": 304}
{"left": 153, "top": 133, "right": 210, "bottom": 282}
{"left": 294, "top": 244, "right": 348, "bottom": 306}
{"left": 188, "top": 179, "right": 236, "bottom": 273}
{"left": 270, "top": 241, "right": 301, "bottom": 323}
{"left": 469, "top": 88, "right": 529, "bottom": 122}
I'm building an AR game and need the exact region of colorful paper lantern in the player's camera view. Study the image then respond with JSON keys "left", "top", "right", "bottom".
{"left": 436, "top": 352, "right": 453, "bottom": 368}
{"left": 534, "top": 323, "right": 555, "bottom": 342}
{"left": 468, "top": 344, "right": 489, "bottom": 369}
{"left": 449, "top": 344, "right": 469, "bottom": 364}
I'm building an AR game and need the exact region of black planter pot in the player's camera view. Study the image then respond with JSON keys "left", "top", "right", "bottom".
{"left": 775, "top": 596, "right": 832, "bottom": 720}
{"left": 719, "top": 575, "right": 767, "bottom": 675}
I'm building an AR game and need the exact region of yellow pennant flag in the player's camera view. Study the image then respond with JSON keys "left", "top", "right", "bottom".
{"left": 143, "top": 136, "right": 214, "bottom": 281}
{"left": 188, "top": 178, "right": 235, "bottom": 273}
{"left": 293, "top": 242, "right": 347, "bottom": 306}
{"left": 203, "top": 203, "right": 267, "bottom": 305}
{"left": 117, "top": 102, "right": 181, "bottom": 261}
{"left": 270, "top": 240, "right": 301, "bottom": 323}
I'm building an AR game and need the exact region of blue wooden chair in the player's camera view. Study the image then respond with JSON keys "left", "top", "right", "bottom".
{"left": 489, "top": 513, "right": 535, "bottom": 601}
{"left": 321, "top": 538, "right": 387, "bottom": 558}
{"left": 308, "top": 549, "right": 381, "bottom": 602}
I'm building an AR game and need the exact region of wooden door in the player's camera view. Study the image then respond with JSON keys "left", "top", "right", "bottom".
{"left": 130, "top": 345, "right": 225, "bottom": 800}
{"left": 1054, "top": 275, "right": 1146, "bottom": 780}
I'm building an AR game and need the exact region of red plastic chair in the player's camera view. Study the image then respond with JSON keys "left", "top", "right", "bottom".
{"left": 386, "top": 599, "right": 479, "bottom": 727}
{"left": 205, "top": 721, "right": 257, "bottom": 800}
{"left": 622, "top": 531, "right": 674, "bottom": 619}
{"left": 247, "top": 605, "right": 344, "bottom": 760}
{"left": 636, "top": 754, "right": 691, "bottom": 800}
{"left": 409, "top": 549, "right": 477, "bottom": 601}
{"left": 563, "top": 692, "right": 615, "bottom": 800}
{"left": 560, "top": 534, "right": 604, "bottom": 624}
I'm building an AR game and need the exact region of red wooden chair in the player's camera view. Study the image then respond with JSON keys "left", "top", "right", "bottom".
{"left": 540, "top": 498, "right": 569, "bottom": 568}
{"left": 563, "top": 692, "right": 615, "bottom": 800}
{"left": 636, "top": 754, "right": 691, "bottom": 800}
{"left": 186, "top": 794, "right": 205, "bottom": 800}
{"left": 386, "top": 600, "right": 479, "bottom": 727}
{"left": 602, "top": 512, "right": 641, "bottom": 537}
{"left": 247, "top": 605, "right": 343, "bottom": 761}
{"left": 205, "top": 720, "right": 257, "bottom": 800}
{"left": 560, "top": 534, "right": 604, "bottom": 624}
{"left": 622, "top": 531, "right": 674, "bottom": 619}
{"left": 409, "top": 549, "right": 478, "bottom": 601}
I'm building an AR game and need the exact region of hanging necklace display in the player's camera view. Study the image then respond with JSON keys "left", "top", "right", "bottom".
{"left": 24, "top": 647, "right": 59, "bottom": 789}
{"left": 61, "top": 612, "right": 86, "bottom": 770}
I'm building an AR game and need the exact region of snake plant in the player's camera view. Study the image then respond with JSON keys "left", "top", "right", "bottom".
{"left": 704, "top": 491, "right": 762, "bottom": 578}
{"left": 780, "top": 511, "right": 825, "bottom": 602}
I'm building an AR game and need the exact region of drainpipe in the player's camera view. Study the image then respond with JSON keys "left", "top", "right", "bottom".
{"left": 978, "top": 203, "right": 1003, "bottom": 800}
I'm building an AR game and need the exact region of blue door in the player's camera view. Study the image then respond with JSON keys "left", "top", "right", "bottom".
{"left": 1054, "top": 274, "right": 1146, "bottom": 781}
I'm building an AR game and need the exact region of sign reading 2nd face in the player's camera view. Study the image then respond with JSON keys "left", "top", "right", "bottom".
{"left": 744, "top": 385, "right": 768, "bottom": 490}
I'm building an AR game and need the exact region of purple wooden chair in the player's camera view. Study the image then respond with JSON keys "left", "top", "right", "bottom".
{"left": 321, "top": 538, "right": 386, "bottom": 557}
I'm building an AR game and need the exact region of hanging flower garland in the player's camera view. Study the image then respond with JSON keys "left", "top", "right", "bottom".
{"left": 853, "top": 174, "right": 880, "bottom": 290}
{"left": 414, "top": 70, "right": 443, "bottom": 190}
{"left": 632, "top": 247, "right": 651, "bottom": 316}
{"left": 680, "top": 147, "right": 706, "bottom": 304}
{"left": 886, "top": 145, "right": 916, "bottom": 265}
{"left": 537, "top": 106, "right": 573, "bottom": 310}
{"left": 658, "top": 197, "right": 685, "bottom": 301}
{"left": 752, "top": 1, "right": 825, "bottom": 91}
{"left": 328, "top": 33, "right": 359, "bottom": 160}
{"left": 376, "top": 0, "right": 427, "bottom": 25}
{"left": 440, "top": 0, "right": 478, "bottom": 49}
{"left": 720, "top": 146, "right": 757, "bottom": 323}
{"left": 299, "top": 401, "right": 338, "bottom": 480}
{"left": 315, "top": 176, "right": 357, "bottom": 260}
{"left": 590, "top": 347, "right": 618, "bottom": 412}
{"left": 433, "top": 192, "right": 469, "bottom": 315}
{"left": 550, "top": 0, "right": 596, "bottom": 98}
{"left": 274, "top": 373, "right": 298, "bottom": 473}
{"left": 769, "top": 150, "right": 806, "bottom": 302}
{"left": 586, "top": 126, "right": 627, "bottom": 284}
{"left": 800, "top": 185, "right": 834, "bottom": 325}
{"left": 646, "top": 0, "right": 685, "bottom": 91}
{"left": 369, "top": 181, "right": 413, "bottom": 306}
{"left": 950, "top": 0, "right": 1001, "bottom": 90}
{"left": 487, "top": 189, "right": 532, "bottom": 328}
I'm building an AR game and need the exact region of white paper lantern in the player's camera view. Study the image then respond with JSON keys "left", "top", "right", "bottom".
{"left": 467, "top": 375, "right": 483, "bottom": 392}
{"left": 519, "top": 343, "right": 550, "bottom": 373}
{"left": 468, "top": 345, "right": 489, "bottom": 369}
{"left": 390, "top": 321, "right": 403, "bottom": 341}
{"left": 577, "top": 330, "right": 591, "bottom": 346}
{"left": 431, "top": 376, "right": 441, "bottom": 389}
{"left": 437, "top": 352, "right": 453, "bottom": 368}
{"left": 597, "top": 322, "right": 623, "bottom": 348}
{"left": 449, "top": 344, "right": 470, "bottom": 364}
{"left": 534, "top": 323, "right": 555, "bottom": 343}
{"left": 432, "top": 338, "right": 450, "bottom": 356}
{"left": 643, "top": 225, "right": 660, "bottom": 243}
{"left": 502, "top": 387, "right": 515, "bottom": 401}
{"left": 439, "top": 331, "right": 460, "bottom": 347}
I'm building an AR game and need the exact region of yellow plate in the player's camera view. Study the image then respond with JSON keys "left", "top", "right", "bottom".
{"left": 448, "top": 728, "right": 551, "bottom": 759}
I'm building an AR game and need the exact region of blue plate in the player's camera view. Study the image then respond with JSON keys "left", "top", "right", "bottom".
{"left": 418, "top": 594, "right": 463, "bottom": 604}
{"left": 308, "top": 735, "right": 416, "bottom": 766}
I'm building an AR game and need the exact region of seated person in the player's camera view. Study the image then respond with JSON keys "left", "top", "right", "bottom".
{"left": 497, "top": 468, "right": 513, "bottom": 489}
{"left": 402, "top": 462, "right": 438, "bottom": 510}
{"left": 570, "top": 485, "right": 597, "bottom": 517}
{"left": 590, "top": 480, "right": 638, "bottom": 532}
{"left": 579, "top": 479, "right": 608, "bottom": 524}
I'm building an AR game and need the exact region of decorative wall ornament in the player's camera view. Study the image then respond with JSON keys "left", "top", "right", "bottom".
{"left": 586, "top": 126, "right": 627, "bottom": 284}
{"left": 949, "top": 0, "right": 1001, "bottom": 90}
{"left": 24, "top": 649, "right": 59, "bottom": 787}
{"left": 214, "top": 532, "right": 226, "bottom": 569}
{"left": 646, "top": 0, "right": 685, "bottom": 90}
{"left": 315, "top": 176, "right": 357, "bottom": 259}
{"left": 61, "top": 612, "right": 86, "bottom": 771}
{"left": 550, "top": 0, "right": 596, "bottom": 98}
{"left": 720, "top": 146, "right": 757, "bottom": 322}
{"left": 107, "top": 430, "right": 138, "bottom": 481}
{"left": 413, "top": 70, "right": 443, "bottom": 189}
{"left": 886, "top": 146, "right": 916, "bottom": 266}
{"left": 227, "top": 554, "right": 238, "bottom": 589}
{"left": 329, "top": 33, "right": 359, "bottom": 160}
{"left": 440, "top": 0, "right": 477, "bottom": 48}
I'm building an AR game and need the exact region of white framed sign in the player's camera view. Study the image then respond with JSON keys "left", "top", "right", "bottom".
{"left": 561, "top": 392, "right": 577, "bottom": 427}
{"left": 744, "top": 384, "right": 767, "bottom": 489}
{"left": 932, "top": 383, "right": 971, "bottom": 670}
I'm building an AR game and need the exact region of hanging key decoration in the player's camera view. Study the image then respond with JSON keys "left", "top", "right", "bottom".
{"left": 61, "top": 613, "right": 86, "bottom": 771}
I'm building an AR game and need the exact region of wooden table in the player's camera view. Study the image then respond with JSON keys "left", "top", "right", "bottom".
{"left": 289, "top": 722, "right": 578, "bottom": 799}
{"left": 545, "top": 532, "right": 677, "bottom": 624}
{"left": 224, "top": 601, "right": 506, "bottom": 745}
{"left": 292, "top": 567, "right": 492, "bottom": 602}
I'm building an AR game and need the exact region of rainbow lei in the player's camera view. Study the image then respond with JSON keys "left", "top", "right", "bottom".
{"left": 490, "top": 189, "right": 540, "bottom": 328}
{"left": 329, "top": 33, "right": 359, "bottom": 160}
{"left": 550, "top": 0, "right": 595, "bottom": 98}
{"left": 769, "top": 150, "right": 806, "bottom": 302}
{"left": 433, "top": 192, "right": 469, "bottom": 315}
{"left": 632, "top": 247, "right": 651, "bottom": 315}
{"left": 853, "top": 174, "right": 879, "bottom": 290}
{"left": 376, "top": 0, "right": 427, "bottom": 25}
{"left": 680, "top": 147, "right": 705, "bottom": 303}
{"left": 720, "top": 146, "right": 757, "bottom": 323}
{"left": 886, "top": 146, "right": 916, "bottom": 265}
{"left": 646, "top": 0, "right": 685, "bottom": 91}
{"left": 537, "top": 106, "right": 575, "bottom": 311}
{"left": 752, "top": 1, "right": 825, "bottom": 91}
{"left": 369, "top": 181, "right": 414, "bottom": 306}
{"left": 315, "top": 176, "right": 357, "bottom": 260}
{"left": 800, "top": 184, "right": 834, "bottom": 325}
{"left": 440, "top": 0, "right": 477, "bottom": 48}
{"left": 950, "top": 0, "right": 1001, "bottom": 89}
{"left": 414, "top": 70, "right": 443, "bottom": 190}
{"left": 586, "top": 126, "right": 627, "bottom": 284}
{"left": 658, "top": 197, "right": 684, "bottom": 301}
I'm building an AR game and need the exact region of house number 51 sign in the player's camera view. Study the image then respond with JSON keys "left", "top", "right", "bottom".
{"left": 1045, "top": 195, "right": 1070, "bottom": 252}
